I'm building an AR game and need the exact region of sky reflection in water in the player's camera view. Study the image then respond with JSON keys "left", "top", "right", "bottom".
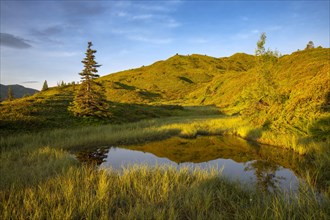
{"left": 77, "top": 136, "right": 302, "bottom": 192}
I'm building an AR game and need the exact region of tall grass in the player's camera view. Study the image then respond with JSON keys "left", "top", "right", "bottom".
{"left": 1, "top": 165, "right": 329, "bottom": 220}
{"left": 1, "top": 114, "right": 329, "bottom": 219}
{"left": 1, "top": 114, "right": 327, "bottom": 156}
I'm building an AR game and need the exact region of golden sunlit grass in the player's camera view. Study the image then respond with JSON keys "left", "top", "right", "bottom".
{"left": 1, "top": 115, "right": 328, "bottom": 190}
{"left": 1, "top": 164, "right": 329, "bottom": 220}
{"left": 1, "top": 115, "right": 329, "bottom": 219}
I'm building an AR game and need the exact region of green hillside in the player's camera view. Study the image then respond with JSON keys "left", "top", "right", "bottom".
{"left": 0, "top": 86, "right": 186, "bottom": 135}
{"left": 1, "top": 48, "right": 329, "bottom": 145}
{"left": 99, "top": 48, "right": 329, "bottom": 138}
{"left": 100, "top": 53, "right": 255, "bottom": 103}
{"left": 189, "top": 49, "right": 329, "bottom": 136}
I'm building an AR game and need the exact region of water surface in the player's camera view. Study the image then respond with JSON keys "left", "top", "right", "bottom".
{"left": 76, "top": 135, "right": 304, "bottom": 192}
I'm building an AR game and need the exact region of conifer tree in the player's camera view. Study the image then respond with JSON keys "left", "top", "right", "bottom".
{"left": 68, "top": 42, "right": 109, "bottom": 118}
{"left": 42, "top": 80, "right": 48, "bottom": 91}
{"left": 7, "top": 86, "right": 14, "bottom": 101}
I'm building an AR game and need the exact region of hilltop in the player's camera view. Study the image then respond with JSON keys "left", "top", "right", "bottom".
{"left": 100, "top": 53, "right": 255, "bottom": 103}
{"left": 0, "top": 48, "right": 329, "bottom": 143}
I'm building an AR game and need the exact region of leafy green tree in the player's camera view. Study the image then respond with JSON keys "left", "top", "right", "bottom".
{"left": 241, "top": 33, "right": 280, "bottom": 125}
{"left": 42, "top": 80, "right": 48, "bottom": 91}
{"left": 7, "top": 86, "right": 14, "bottom": 101}
{"left": 255, "top": 33, "right": 279, "bottom": 98}
{"left": 68, "top": 42, "right": 109, "bottom": 118}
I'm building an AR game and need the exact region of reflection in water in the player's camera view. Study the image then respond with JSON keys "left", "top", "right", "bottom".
{"left": 76, "top": 135, "right": 304, "bottom": 192}
{"left": 76, "top": 148, "right": 109, "bottom": 166}
{"left": 244, "top": 160, "right": 283, "bottom": 192}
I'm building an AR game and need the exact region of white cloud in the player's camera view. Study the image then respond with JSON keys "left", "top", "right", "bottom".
{"left": 116, "top": 11, "right": 128, "bottom": 17}
{"left": 132, "top": 14, "right": 154, "bottom": 20}
{"left": 46, "top": 51, "right": 78, "bottom": 57}
{"left": 166, "top": 18, "right": 181, "bottom": 28}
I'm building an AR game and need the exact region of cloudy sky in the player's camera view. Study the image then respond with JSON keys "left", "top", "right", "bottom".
{"left": 1, "top": 0, "right": 329, "bottom": 90}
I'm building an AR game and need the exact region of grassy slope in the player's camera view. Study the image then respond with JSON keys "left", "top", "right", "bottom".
{"left": 0, "top": 85, "right": 188, "bottom": 135}
{"left": 1, "top": 49, "right": 329, "bottom": 219}
{"left": 1, "top": 48, "right": 328, "bottom": 146}
{"left": 100, "top": 48, "right": 329, "bottom": 139}
{"left": 100, "top": 53, "right": 255, "bottom": 103}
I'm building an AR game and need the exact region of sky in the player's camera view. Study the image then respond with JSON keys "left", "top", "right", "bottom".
{"left": 1, "top": 0, "right": 329, "bottom": 90}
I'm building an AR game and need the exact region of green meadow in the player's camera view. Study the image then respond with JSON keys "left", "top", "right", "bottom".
{"left": 1, "top": 48, "right": 329, "bottom": 219}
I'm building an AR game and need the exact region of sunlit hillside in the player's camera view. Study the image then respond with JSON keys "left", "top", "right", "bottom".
{"left": 1, "top": 48, "right": 329, "bottom": 141}
{"left": 100, "top": 53, "right": 256, "bottom": 103}
{"left": 99, "top": 48, "right": 329, "bottom": 137}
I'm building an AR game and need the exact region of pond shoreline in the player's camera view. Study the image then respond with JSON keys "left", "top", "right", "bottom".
{"left": 1, "top": 115, "right": 329, "bottom": 219}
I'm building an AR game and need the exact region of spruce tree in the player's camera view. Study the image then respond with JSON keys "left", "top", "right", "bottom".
{"left": 42, "top": 80, "right": 48, "bottom": 91}
{"left": 7, "top": 86, "right": 14, "bottom": 101}
{"left": 68, "top": 42, "right": 109, "bottom": 118}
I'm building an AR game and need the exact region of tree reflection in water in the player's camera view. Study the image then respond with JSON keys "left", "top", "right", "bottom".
{"left": 76, "top": 148, "right": 109, "bottom": 166}
{"left": 74, "top": 136, "right": 301, "bottom": 192}
{"left": 244, "top": 160, "right": 285, "bottom": 192}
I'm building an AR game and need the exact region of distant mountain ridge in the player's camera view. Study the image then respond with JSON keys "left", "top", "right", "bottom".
{"left": 0, "top": 84, "right": 39, "bottom": 100}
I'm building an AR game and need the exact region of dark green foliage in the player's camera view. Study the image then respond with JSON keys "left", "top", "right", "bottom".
{"left": 308, "top": 116, "right": 330, "bottom": 142}
{"left": 68, "top": 42, "right": 109, "bottom": 118}
{"left": 7, "top": 86, "right": 14, "bottom": 101}
{"left": 42, "top": 80, "right": 48, "bottom": 91}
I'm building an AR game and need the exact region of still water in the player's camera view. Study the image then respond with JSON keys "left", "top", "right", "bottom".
{"left": 76, "top": 135, "right": 304, "bottom": 192}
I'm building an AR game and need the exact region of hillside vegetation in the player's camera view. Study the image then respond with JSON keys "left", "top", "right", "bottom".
{"left": 99, "top": 48, "right": 329, "bottom": 140}
{"left": 1, "top": 48, "right": 329, "bottom": 143}
{"left": 100, "top": 53, "right": 256, "bottom": 103}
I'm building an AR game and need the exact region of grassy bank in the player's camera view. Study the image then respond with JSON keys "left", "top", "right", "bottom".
{"left": 1, "top": 113, "right": 326, "bottom": 155}
{"left": 1, "top": 165, "right": 329, "bottom": 219}
{"left": 1, "top": 115, "right": 329, "bottom": 219}
{"left": 1, "top": 114, "right": 329, "bottom": 188}
{"left": 0, "top": 115, "right": 330, "bottom": 185}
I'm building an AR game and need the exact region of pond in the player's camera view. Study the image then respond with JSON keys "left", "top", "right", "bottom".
{"left": 76, "top": 135, "right": 305, "bottom": 192}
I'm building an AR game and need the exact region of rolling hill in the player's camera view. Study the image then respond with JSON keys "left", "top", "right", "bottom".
{"left": 0, "top": 48, "right": 329, "bottom": 141}
{"left": 0, "top": 84, "right": 39, "bottom": 100}
{"left": 98, "top": 48, "right": 329, "bottom": 136}
{"left": 100, "top": 53, "right": 256, "bottom": 104}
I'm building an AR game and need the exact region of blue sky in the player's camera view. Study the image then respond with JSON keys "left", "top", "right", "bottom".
{"left": 1, "top": 0, "right": 329, "bottom": 90}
